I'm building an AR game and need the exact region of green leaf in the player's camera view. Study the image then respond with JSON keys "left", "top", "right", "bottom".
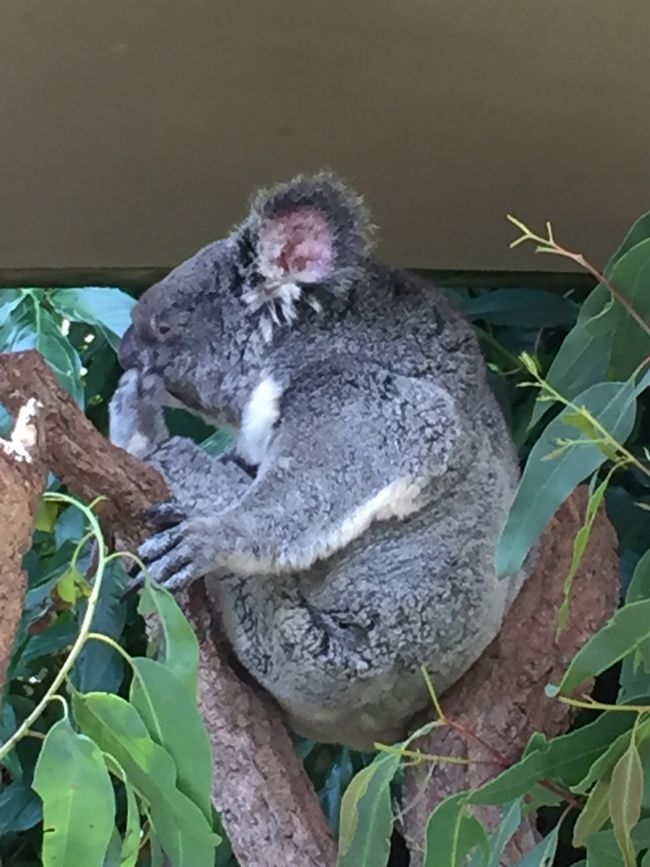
{"left": 497, "top": 380, "right": 637, "bottom": 576}
{"left": 72, "top": 560, "right": 128, "bottom": 694}
{"left": 485, "top": 801, "right": 522, "bottom": 866}
{"left": 572, "top": 715, "right": 650, "bottom": 795}
{"left": 530, "top": 228, "right": 650, "bottom": 426}
{"left": 605, "top": 211, "right": 650, "bottom": 271}
{"left": 138, "top": 583, "right": 199, "bottom": 696}
{"left": 557, "top": 471, "right": 611, "bottom": 631}
{"left": 48, "top": 287, "right": 135, "bottom": 349}
{"left": 32, "top": 716, "right": 115, "bottom": 867}
{"left": 609, "top": 254, "right": 650, "bottom": 380}
{"left": 573, "top": 778, "right": 611, "bottom": 847}
{"left": 130, "top": 657, "right": 213, "bottom": 820}
{"left": 471, "top": 711, "right": 633, "bottom": 805}
{"left": 586, "top": 819, "right": 650, "bottom": 867}
{"left": 0, "top": 703, "right": 22, "bottom": 780}
{"left": 0, "top": 782, "right": 43, "bottom": 833}
{"left": 103, "top": 755, "right": 142, "bottom": 867}
{"left": 626, "top": 551, "right": 650, "bottom": 604}
{"left": 34, "top": 500, "right": 59, "bottom": 533}
{"left": 16, "top": 614, "right": 78, "bottom": 672}
{"left": 337, "top": 751, "right": 401, "bottom": 867}
{"left": 557, "top": 600, "right": 650, "bottom": 694}
{"left": 528, "top": 286, "right": 611, "bottom": 427}
{"left": 423, "top": 792, "right": 488, "bottom": 867}
{"left": 460, "top": 288, "right": 577, "bottom": 328}
{"left": 0, "top": 288, "right": 26, "bottom": 326}
{"left": 72, "top": 691, "right": 218, "bottom": 867}
{"left": 620, "top": 553, "right": 650, "bottom": 693}
{"left": 609, "top": 738, "right": 644, "bottom": 867}
{"left": 513, "top": 825, "right": 559, "bottom": 866}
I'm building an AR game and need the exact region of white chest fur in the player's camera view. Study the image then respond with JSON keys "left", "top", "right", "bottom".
{"left": 238, "top": 376, "right": 283, "bottom": 466}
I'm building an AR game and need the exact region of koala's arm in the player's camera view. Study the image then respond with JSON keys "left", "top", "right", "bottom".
{"left": 109, "top": 369, "right": 254, "bottom": 516}
{"left": 140, "top": 361, "right": 464, "bottom": 590}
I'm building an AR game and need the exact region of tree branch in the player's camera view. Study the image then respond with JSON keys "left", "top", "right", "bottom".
{"left": 0, "top": 350, "right": 336, "bottom": 867}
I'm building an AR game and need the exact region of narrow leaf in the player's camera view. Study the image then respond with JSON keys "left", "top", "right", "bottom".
{"left": 423, "top": 792, "right": 488, "bottom": 867}
{"left": 557, "top": 600, "right": 650, "bottom": 694}
{"left": 513, "top": 825, "right": 559, "bottom": 866}
{"left": 337, "top": 752, "right": 401, "bottom": 867}
{"left": 609, "top": 739, "right": 643, "bottom": 867}
{"left": 138, "top": 583, "right": 199, "bottom": 696}
{"left": 573, "top": 778, "right": 611, "bottom": 847}
{"left": 497, "top": 380, "right": 637, "bottom": 577}
{"left": 130, "top": 657, "right": 213, "bottom": 820}
{"left": 471, "top": 711, "right": 632, "bottom": 805}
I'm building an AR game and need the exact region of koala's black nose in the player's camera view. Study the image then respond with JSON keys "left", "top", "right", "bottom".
{"left": 118, "top": 325, "right": 137, "bottom": 370}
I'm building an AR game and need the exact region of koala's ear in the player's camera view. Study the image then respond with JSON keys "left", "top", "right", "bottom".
{"left": 238, "top": 172, "right": 374, "bottom": 310}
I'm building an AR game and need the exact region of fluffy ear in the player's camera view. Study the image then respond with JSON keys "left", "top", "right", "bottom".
{"left": 238, "top": 172, "right": 374, "bottom": 313}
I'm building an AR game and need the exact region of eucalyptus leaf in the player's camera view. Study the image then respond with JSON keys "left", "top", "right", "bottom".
{"left": 471, "top": 711, "right": 633, "bottom": 805}
{"left": 556, "top": 600, "right": 650, "bottom": 694}
{"left": 497, "top": 380, "right": 637, "bottom": 576}
{"left": 0, "top": 782, "right": 43, "bottom": 833}
{"left": 103, "top": 755, "right": 142, "bottom": 867}
{"left": 512, "top": 825, "right": 559, "bottom": 866}
{"left": 130, "top": 657, "right": 213, "bottom": 820}
{"left": 72, "top": 691, "right": 219, "bottom": 867}
{"left": 48, "top": 287, "right": 135, "bottom": 349}
{"left": 528, "top": 285, "right": 611, "bottom": 427}
{"left": 138, "top": 582, "right": 199, "bottom": 696}
{"left": 32, "top": 717, "right": 115, "bottom": 867}
{"left": 573, "top": 777, "right": 611, "bottom": 847}
{"left": 485, "top": 801, "right": 522, "bottom": 867}
{"left": 423, "top": 792, "right": 488, "bottom": 867}
{"left": 337, "top": 751, "right": 401, "bottom": 867}
{"left": 571, "top": 715, "right": 650, "bottom": 795}
{"left": 72, "top": 560, "right": 128, "bottom": 694}
{"left": 609, "top": 739, "right": 644, "bottom": 867}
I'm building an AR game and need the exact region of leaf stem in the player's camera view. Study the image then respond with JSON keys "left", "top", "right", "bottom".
{"left": 0, "top": 494, "right": 107, "bottom": 762}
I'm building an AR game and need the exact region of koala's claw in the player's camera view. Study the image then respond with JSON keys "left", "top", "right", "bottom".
{"left": 145, "top": 501, "right": 187, "bottom": 530}
{"left": 138, "top": 519, "right": 211, "bottom": 591}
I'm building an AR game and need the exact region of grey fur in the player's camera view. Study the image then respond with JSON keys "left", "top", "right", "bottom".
{"left": 109, "top": 172, "right": 522, "bottom": 749}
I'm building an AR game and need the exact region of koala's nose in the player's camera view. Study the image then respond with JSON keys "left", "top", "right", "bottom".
{"left": 117, "top": 325, "right": 137, "bottom": 370}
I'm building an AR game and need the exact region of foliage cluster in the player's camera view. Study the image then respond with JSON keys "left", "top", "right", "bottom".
{"left": 0, "top": 209, "right": 648, "bottom": 866}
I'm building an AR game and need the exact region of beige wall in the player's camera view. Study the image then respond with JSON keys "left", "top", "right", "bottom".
{"left": 1, "top": 1, "right": 649, "bottom": 276}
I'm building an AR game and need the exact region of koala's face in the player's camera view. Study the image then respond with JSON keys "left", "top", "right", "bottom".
{"left": 119, "top": 172, "right": 373, "bottom": 417}
{"left": 118, "top": 239, "right": 239, "bottom": 415}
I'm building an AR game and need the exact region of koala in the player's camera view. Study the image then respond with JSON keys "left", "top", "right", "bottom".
{"left": 109, "top": 172, "right": 523, "bottom": 750}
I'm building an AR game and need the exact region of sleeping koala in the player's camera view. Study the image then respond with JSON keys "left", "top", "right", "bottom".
{"left": 109, "top": 173, "right": 522, "bottom": 749}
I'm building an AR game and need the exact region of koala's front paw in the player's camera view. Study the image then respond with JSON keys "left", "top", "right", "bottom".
{"left": 109, "top": 369, "right": 169, "bottom": 458}
{"left": 138, "top": 513, "right": 217, "bottom": 591}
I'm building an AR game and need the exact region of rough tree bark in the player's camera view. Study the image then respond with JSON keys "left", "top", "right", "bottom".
{"left": 0, "top": 350, "right": 337, "bottom": 867}
{"left": 0, "top": 399, "right": 48, "bottom": 695}
{"left": 403, "top": 487, "right": 620, "bottom": 865}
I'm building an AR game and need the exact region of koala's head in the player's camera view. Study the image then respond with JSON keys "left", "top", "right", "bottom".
{"left": 119, "top": 172, "right": 373, "bottom": 416}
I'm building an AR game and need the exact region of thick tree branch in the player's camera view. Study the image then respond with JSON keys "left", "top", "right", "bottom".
{"left": 0, "top": 350, "right": 336, "bottom": 867}
{"left": 0, "top": 399, "right": 48, "bottom": 696}
{"left": 403, "top": 487, "right": 620, "bottom": 865}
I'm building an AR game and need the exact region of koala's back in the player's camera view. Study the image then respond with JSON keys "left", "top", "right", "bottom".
{"left": 271, "top": 264, "right": 493, "bottom": 418}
